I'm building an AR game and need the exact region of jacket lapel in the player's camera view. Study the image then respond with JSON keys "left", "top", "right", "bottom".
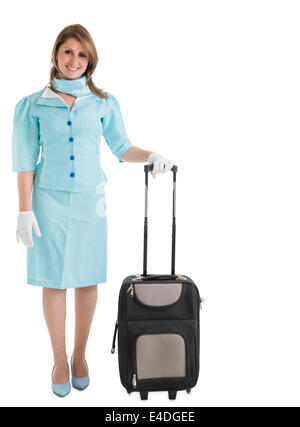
{"left": 36, "top": 87, "right": 68, "bottom": 108}
{"left": 35, "top": 86, "right": 104, "bottom": 112}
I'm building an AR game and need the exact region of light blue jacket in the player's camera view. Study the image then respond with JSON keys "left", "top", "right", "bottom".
{"left": 12, "top": 87, "right": 133, "bottom": 191}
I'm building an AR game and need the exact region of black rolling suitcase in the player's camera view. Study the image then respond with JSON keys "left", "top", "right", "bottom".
{"left": 111, "top": 164, "right": 202, "bottom": 400}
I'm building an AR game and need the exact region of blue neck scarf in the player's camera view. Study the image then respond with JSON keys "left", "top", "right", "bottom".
{"left": 53, "top": 75, "right": 91, "bottom": 97}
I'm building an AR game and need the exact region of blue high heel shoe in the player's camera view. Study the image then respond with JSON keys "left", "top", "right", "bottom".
{"left": 51, "top": 364, "right": 71, "bottom": 397}
{"left": 70, "top": 355, "right": 90, "bottom": 390}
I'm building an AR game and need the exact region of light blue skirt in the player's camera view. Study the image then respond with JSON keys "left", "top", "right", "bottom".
{"left": 27, "top": 183, "right": 107, "bottom": 289}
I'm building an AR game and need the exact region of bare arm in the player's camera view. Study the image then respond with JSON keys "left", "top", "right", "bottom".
{"left": 120, "top": 146, "right": 154, "bottom": 163}
{"left": 17, "top": 171, "right": 35, "bottom": 211}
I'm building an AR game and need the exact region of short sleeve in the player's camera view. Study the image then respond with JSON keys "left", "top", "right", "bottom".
{"left": 12, "top": 96, "right": 40, "bottom": 172}
{"left": 101, "top": 93, "right": 133, "bottom": 163}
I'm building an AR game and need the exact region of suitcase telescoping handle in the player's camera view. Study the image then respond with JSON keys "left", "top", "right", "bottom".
{"left": 143, "top": 164, "right": 178, "bottom": 276}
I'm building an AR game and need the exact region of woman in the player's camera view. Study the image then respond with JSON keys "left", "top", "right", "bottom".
{"left": 12, "top": 24, "right": 173, "bottom": 397}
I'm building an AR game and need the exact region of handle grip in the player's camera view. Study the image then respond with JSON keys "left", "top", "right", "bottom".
{"left": 144, "top": 164, "right": 178, "bottom": 173}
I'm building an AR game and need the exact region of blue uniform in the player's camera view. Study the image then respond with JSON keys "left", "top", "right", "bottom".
{"left": 12, "top": 85, "right": 132, "bottom": 289}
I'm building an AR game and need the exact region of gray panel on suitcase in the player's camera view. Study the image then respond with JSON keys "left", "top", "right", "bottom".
{"left": 136, "top": 333, "right": 186, "bottom": 379}
{"left": 134, "top": 283, "right": 182, "bottom": 306}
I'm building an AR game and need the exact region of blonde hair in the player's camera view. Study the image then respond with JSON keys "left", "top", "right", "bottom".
{"left": 49, "top": 24, "right": 108, "bottom": 99}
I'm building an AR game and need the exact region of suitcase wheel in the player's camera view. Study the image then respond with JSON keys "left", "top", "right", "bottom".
{"left": 186, "top": 388, "right": 191, "bottom": 394}
{"left": 168, "top": 390, "right": 177, "bottom": 400}
{"left": 140, "top": 391, "right": 148, "bottom": 400}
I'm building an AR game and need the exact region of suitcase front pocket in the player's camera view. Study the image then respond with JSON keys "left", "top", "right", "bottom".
{"left": 131, "top": 332, "right": 189, "bottom": 391}
{"left": 126, "top": 319, "right": 198, "bottom": 391}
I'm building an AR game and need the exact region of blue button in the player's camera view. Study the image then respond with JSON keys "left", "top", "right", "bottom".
{"left": 70, "top": 155, "right": 74, "bottom": 160}
{"left": 70, "top": 172, "right": 75, "bottom": 177}
{"left": 69, "top": 137, "right": 74, "bottom": 142}
{"left": 67, "top": 121, "right": 72, "bottom": 126}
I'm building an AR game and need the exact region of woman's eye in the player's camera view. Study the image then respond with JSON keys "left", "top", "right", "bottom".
{"left": 64, "top": 50, "right": 86, "bottom": 58}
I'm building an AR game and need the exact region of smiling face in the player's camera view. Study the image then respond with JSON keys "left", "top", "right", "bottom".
{"left": 56, "top": 37, "right": 89, "bottom": 80}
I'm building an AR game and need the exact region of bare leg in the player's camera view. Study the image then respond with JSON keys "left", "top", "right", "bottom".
{"left": 72, "top": 285, "right": 98, "bottom": 377}
{"left": 42, "top": 287, "right": 69, "bottom": 384}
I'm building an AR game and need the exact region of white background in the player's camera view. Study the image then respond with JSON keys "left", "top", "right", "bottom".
{"left": 1, "top": 0, "right": 300, "bottom": 407}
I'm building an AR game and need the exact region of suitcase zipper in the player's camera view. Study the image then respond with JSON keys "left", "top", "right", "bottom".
{"left": 132, "top": 373, "right": 137, "bottom": 389}
{"left": 127, "top": 284, "right": 134, "bottom": 298}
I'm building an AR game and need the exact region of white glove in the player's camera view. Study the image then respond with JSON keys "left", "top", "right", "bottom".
{"left": 16, "top": 211, "right": 42, "bottom": 248}
{"left": 147, "top": 152, "right": 174, "bottom": 179}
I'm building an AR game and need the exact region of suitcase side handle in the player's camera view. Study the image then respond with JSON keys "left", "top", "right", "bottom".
{"left": 143, "top": 164, "right": 178, "bottom": 276}
{"left": 133, "top": 274, "right": 178, "bottom": 281}
{"left": 132, "top": 274, "right": 188, "bottom": 282}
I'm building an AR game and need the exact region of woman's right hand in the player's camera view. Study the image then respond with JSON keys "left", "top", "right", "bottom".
{"left": 16, "top": 211, "right": 42, "bottom": 248}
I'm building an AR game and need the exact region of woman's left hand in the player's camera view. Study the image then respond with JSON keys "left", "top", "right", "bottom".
{"left": 147, "top": 152, "right": 174, "bottom": 179}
